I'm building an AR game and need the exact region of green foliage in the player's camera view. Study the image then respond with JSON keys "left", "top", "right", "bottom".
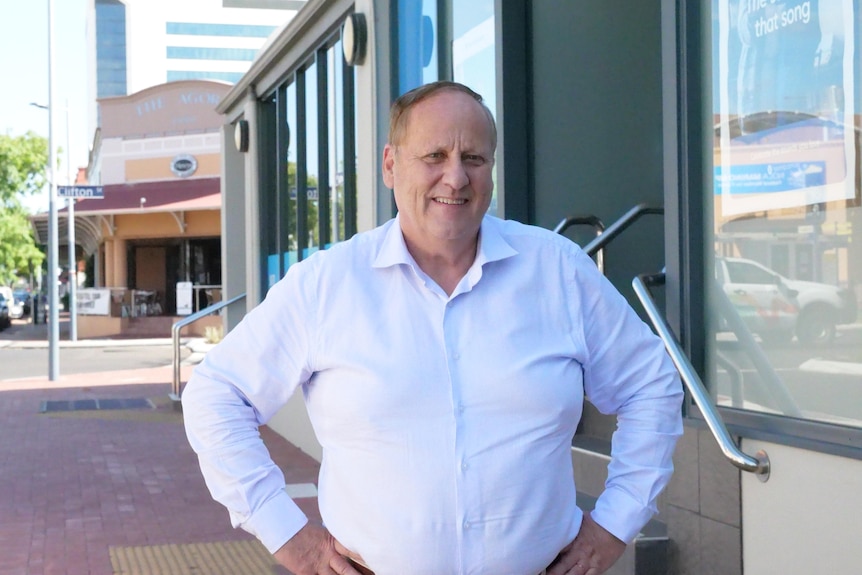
{"left": 0, "top": 132, "right": 48, "bottom": 284}
{"left": 1, "top": 132, "right": 48, "bottom": 205}
{"left": 0, "top": 205, "right": 44, "bottom": 284}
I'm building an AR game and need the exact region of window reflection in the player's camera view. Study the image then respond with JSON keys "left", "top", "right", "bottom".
{"left": 304, "top": 62, "right": 320, "bottom": 257}
{"left": 709, "top": 0, "right": 861, "bottom": 427}
{"left": 329, "top": 42, "right": 347, "bottom": 243}
{"left": 451, "top": 0, "right": 497, "bottom": 213}
{"left": 286, "top": 82, "right": 298, "bottom": 268}
{"left": 398, "top": 0, "right": 438, "bottom": 93}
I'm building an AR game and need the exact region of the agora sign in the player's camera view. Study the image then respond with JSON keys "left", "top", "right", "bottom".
{"left": 57, "top": 185, "right": 104, "bottom": 198}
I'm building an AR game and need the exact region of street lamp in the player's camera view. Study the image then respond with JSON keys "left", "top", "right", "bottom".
{"left": 32, "top": 100, "right": 77, "bottom": 343}
{"left": 32, "top": 0, "right": 60, "bottom": 380}
{"left": 46, "top": 0, "right": 60, "bottom": 379}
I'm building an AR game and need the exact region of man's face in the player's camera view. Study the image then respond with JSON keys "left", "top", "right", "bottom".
{"left": 382, "top": 90, "right": 495, "bottom": 254}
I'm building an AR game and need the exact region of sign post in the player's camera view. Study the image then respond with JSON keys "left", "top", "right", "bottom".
{"left": 57, "top": 186, "right": 104, "bottom": 198}
{"left": 58, "top": 186, "right": 103, "bottom": 344}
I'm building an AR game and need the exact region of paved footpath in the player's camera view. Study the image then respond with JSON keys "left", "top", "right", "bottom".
{"left": 0, "top": 322, "right": 322, "bottom": 575}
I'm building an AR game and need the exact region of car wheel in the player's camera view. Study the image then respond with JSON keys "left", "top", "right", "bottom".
{"left": 796, "top": 306, "right": 836, "bottom": 345}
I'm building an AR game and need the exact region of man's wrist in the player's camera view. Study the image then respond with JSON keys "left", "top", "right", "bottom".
{"left": 243, "top": 488, "right": 309, "bottom": 553}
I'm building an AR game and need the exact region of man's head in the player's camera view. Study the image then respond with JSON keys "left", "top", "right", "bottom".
{"left": 388, "top": 81, "right": 497, "bottom": 150}
{"left": 383, "top": 82, "right": 497, "bottom": 258}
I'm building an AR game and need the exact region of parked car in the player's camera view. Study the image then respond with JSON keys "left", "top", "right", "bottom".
{"left": 0, "top": 292, "right": 10, "bottom": 330}
{"left": 716, "top": 256, "right": 857, "bottom": 344}
{"left": 10, "top": 288, "right": 31, "bottom": 319}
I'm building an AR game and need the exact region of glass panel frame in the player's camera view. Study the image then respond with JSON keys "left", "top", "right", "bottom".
{"left": 703, "top": 0, "right": 862, "bottom": 433}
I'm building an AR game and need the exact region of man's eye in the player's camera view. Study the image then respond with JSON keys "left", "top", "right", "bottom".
{"left": 463, "top": 155, "right": 486, "bottom": 165}
{"left": 425, "top": 152, "right": 445, "bottom": 161}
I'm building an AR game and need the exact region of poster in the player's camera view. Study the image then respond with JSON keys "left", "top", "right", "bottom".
{"left": 176, "top": 281, "right": 193, "bottom": 316}
{"left": 715, "top": 0, "right": 856, "bottom": 216}
{"left": 76, "top": 288, "right": 111, "bottom": 316}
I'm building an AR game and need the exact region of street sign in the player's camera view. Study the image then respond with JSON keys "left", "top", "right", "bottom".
{"left": 57, "top": 185, "right": 104, "bottom": 198}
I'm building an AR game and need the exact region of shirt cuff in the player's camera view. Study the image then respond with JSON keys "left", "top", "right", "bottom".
{"left": 590, "top": 486, "right": 655, "bottom": 544}
{"left": 241, "top": 488, "right": 309, "bottom": 554}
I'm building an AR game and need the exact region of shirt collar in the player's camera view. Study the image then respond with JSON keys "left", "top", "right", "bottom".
{"left": 372, "top": 214, "right": 518, "bottom": 270}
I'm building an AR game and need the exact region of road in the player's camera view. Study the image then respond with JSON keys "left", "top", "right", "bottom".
{"left": 0, "top": 345, "right": 190, "bottom": 381}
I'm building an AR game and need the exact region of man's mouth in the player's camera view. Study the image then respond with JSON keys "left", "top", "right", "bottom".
{"left": 434, "top": 197, "right": 467, "bottom": 205}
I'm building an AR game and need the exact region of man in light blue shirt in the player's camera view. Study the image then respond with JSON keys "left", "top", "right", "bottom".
{"left": 183, "top": 81, "right": 683, "bottom": 575}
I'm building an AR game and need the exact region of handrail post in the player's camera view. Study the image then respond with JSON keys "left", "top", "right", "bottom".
{"left": 554, "top": 215, "right": 606, "bottom": 274}
{"left": 170, "top": 293, "right": 246, "bottom": 403}
{"left": 633, "top": 273, "right": 770, "bottom": 481}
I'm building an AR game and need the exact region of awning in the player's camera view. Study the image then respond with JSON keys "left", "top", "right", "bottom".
{"left": 30, "top": 178, "right": 221, "bottom": 257}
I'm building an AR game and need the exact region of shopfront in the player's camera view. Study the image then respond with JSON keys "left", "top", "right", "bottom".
{"left": 215, "top": 1, "right": 862, "bottom": 572}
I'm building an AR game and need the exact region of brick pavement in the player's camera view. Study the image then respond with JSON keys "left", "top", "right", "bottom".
{"left": 0, "top": 358, "right": 322, "bottom": 574}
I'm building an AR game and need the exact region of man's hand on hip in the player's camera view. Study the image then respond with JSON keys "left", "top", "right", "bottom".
{"left": 545, "top": 513, "right": 627, "bottom": 575}
{"left": 273, "top": 522, "right": 367, "bottom": 575}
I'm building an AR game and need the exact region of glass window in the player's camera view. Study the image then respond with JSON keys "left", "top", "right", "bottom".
{"left": 166, "top": 22, "right": 276, "bottom": 37}
{"left": 398, "top": 0, "right": 439, "bottom": 94}
{"left": 452, "top": 0, "right": 497, "bottom": 212}
{"left": 167, "top": 71, "right": 245, "bottom": 83}
{"left": 95, "top": 0, "right": 127, "bottom": 98}
{"left": 304, "top": 61, "right": 320, "bottom": 257}
{"left": 268, "top": 32, "right": 357, "bottom": 280}
{"left": 708, "top": 0, "right": 861, "bottom": 428}
{"left": 166, "top": 46, "right": 258, "bottom": 61}
{"left": 328, "top": 41, "right": 347, "bottom": 243}
{"left": 286, "top": 82, "right": 299, "bottom": 269}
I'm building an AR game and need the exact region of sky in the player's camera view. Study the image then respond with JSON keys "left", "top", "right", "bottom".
{"left": 0, "top": 0, "right": 88, "bottom": 212}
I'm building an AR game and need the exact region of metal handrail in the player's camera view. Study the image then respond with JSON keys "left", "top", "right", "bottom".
{"left": 633, "top": 272, "right": 771, "bottom": 481}
{"left": 554, "top": 215, "right": 606, "bottom": 274}
{"left": 582, "top": 204, "right": 664, "bottom": 257}
{"left": 170, "top": 293, "right": 246, "bottom": 400}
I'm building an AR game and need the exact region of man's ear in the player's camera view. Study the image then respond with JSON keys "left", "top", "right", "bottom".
{"left": 382, "top": 144, "right": 395, "bottom": 189}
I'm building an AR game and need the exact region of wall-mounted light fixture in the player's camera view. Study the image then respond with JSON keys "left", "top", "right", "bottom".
{"left": 342, "top": 12, "right": 367, "bottom": 66}
{"left": 234, "top": 119, "right": 250, "bottom": 153}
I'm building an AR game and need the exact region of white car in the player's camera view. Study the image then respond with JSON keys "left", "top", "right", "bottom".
{"left": 0, "top": 287, "right": 20, "bottom": 320}
{"left": 716, "top": 257, "right": 857, "bottom": 344}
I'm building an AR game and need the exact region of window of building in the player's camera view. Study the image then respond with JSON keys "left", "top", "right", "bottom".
{"left": 166, "top": 46, "right": 258, "bottom": 61}
{"left": 706, "top": 0, "right": 861, "bottom": 430}
{"left": 396, "top": 0, "right": 498, "bottom": 210}
{"left": 95, "top": 0, "right": 127, "bottom": 99}
{"left": 166, "top": 71, "right": 245, "bottom": 83}
{"left": 397, "top": 0, "right": 439, "bottom": 94}
{"left": 260, "top": 31, "right": 357, "bottom": 291}
{"left": 166, "top": 22, "right": 277, "bottom": 37}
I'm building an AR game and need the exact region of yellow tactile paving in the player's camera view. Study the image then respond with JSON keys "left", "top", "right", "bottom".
{"left": 109, "top": 540, "right": 279, "bottom": 574}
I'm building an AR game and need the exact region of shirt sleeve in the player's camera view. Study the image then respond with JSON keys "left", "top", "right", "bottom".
{"left": 571, "top": 250, "right": 684, "bottom": 544}
{"left": 182, "top": 263, "right": 319, "bottom": 553}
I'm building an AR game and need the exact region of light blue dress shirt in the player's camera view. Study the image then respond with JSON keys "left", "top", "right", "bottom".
{"left": 183, "top": 215, "right": 683, "bottom": 575}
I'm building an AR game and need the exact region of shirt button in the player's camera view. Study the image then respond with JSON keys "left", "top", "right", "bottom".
{"left": 447, "top": 301, "right": 454, "bottom": 308}
{"left": 452, "top": 352, "right": 461, "bottom": 360}
{"left": 461, "top": 461, "right": 469, "bottom": 470}
{"left": 463, "top": 520, "right": 471, "bottom": 529}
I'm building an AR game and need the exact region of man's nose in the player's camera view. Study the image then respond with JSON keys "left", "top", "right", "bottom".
{"left": 441, "top": 158, "right": 469, "bottom": 189}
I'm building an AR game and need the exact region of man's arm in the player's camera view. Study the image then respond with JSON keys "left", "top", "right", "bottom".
{"left": 182, "top": 266, "right": 323, "bottom": 557}
{"left": 572, "top": 250, "right": 684, "bottom": 544}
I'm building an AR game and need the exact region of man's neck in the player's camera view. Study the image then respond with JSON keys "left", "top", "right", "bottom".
{"left": 403, "top": 235, "right": 478, "bottom": 296}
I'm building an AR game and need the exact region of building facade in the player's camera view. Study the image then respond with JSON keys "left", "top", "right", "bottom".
{"left": 86, "top": 0, "right": 308, "bottom": 138}
{"left": 213, "top": 1, "right": 862, "bottom": 573}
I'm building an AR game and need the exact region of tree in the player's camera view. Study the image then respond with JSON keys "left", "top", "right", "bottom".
{"left": 0, "top": 132, "right": 48, "bottom": 285}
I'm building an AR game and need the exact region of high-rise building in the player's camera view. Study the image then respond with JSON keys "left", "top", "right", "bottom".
{"left": 86, "top": 0, "right": 306, "bottom": 132}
